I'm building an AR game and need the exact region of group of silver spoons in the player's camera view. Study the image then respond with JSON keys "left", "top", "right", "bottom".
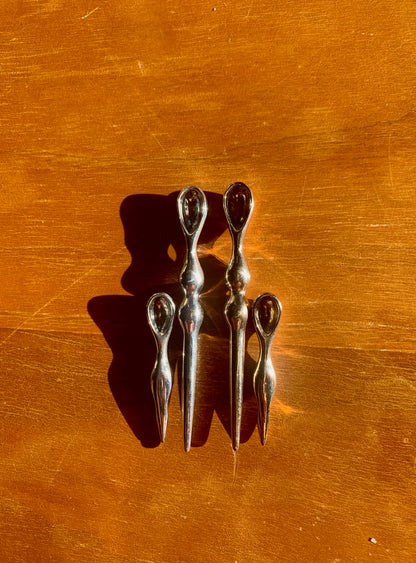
{"left": 146, "top": 182, "right": 282, "bottom": 451}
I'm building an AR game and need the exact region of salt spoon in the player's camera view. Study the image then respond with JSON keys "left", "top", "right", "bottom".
{"left": 252, "top": 293, "right": 282, "bottom": 445}
{"left": 177, "top": 186, "right": 207, "bottom": 452}
{"left": 146, "top": 292, "right": 175, "bottom": 443}
{"left": 224, "top": 182, "right": 253, "bottom": 450}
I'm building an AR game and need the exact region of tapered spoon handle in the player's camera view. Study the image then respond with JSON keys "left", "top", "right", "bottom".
{"left": 224, "top": 182, "right": 253, "bottom": 450}
{"left": 146, "top": 292, "right": 176, "bottom": 443}
{"left": 252, "top": 293, "right": 282, "bottom": 445}
{"left": 177, "top": 186, "right": 207, "bottom": 452}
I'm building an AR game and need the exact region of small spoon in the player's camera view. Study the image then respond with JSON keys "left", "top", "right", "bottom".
{"left": 146, "top": 292, "right": 176, "bottom": 443}
{"left": 252, "top": 293, "right": 282, "bottom": 445}
{"left": 224, "top": 182, "right": 253, "bottom": 450}
{"left": 177, "top": 186, "right": 207, "bottom": 452}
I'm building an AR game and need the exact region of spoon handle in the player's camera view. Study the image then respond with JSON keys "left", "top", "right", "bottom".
{"left": 177, "top": 186, "right": 207, "bottom": 451}
{"left": 252, "top": 293, "right": 282, "bottom": 445}
{"left": 223, "top": 182, "right": 253, "bottom": 450}
{"left": 146, "top": 292, "right": 176, "bottom": 443}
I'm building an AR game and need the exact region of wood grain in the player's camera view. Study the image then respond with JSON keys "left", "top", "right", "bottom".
{"left": 1, "top": 1, "right": 416, "bottom": 561}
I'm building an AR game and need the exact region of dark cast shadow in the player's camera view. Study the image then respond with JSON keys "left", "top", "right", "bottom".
{"left": 88, "top": 190, "right": 258, "bottom": 449}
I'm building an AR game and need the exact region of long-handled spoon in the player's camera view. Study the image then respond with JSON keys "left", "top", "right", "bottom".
{"left": 177, "top": 186, "right": 207, "bottom": 451}
{"left": 252, "top": 293, "right": 282, "bottom": 445}
{"left": 146, "top": 292, "right": 176, "bottom": 443}
{"left": 224, "top": 182, "right": 253, "bottom": 450}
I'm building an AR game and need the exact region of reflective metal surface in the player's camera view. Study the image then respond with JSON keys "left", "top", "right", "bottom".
{"left": 177, "top": 186, "right": 207, "bottom": 452}
{"left": 223, "top": 182, "right": 253, "bottom": 450}
{"left": 146, "top": 292, "right": 176, "bottom": 443}
{"left": 252, "top": 293, "right": 282, "bottom": 445}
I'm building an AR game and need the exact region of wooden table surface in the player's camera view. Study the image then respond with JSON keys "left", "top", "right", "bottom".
{"left": 1, "top": 1, "right": 416, "bottom": 561}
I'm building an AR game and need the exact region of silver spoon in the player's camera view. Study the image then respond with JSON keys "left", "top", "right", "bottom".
{"left": 177, "top": 186, "right": 207, "bottom": 451}
{"left": 252, "top": 293, "right": 282, "bottom": 445}
{"left": 224, "top": 182, "right": 253, "bottom": 450}
{"left": 146, "top": 292, "right": 176, "bottom": 443}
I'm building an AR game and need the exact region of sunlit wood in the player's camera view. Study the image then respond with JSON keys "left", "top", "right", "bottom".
{"left": 1, "top": 1, "right": 416, "bottom": 560}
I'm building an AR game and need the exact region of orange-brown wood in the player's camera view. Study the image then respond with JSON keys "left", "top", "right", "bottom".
{"left": 1, "top": 1, "right": 416, "bottom": 561}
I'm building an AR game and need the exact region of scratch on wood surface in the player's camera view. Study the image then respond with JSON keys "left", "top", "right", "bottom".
{"left": 0, "top": 247, "right": 124, "bottom": 347}
{"left": 298, "top": 175, "right": 307, "bottom": 215}
{"left": 150, "top": 132, "right": 168, "bottom": 154}
{"left": 245, "top": 0, "right": 253, "bottom": 18}
{"left": 388, "top": 132, "right": 395, "bottom": 190}
{"left": 2, "top": 403, "right": 72, "bottom": 419}
{"left": 47, "top": 433, "right": 78, "bottom": 488}
{"left": 368, "top": 156, "right": 387, "bottom": 218}
{"left": 81, "top": 7, "right": 99, "bottom": 20}
{"left": 137, "top": 60, "right": 145, "bottom": 75}
{"left": 136, "top": 100, "right": 177, "bottom": 156}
